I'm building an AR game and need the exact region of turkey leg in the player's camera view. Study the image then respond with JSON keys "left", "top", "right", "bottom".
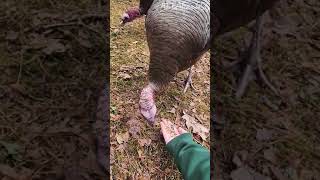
{"left": 139, "top": 83, "right": 157, "bottom": 125}
{"left": 235, "top": 13, "right": 278, "bottom": 98}
{"left": 183, "top": 66, "right": 198, "bottom": 93}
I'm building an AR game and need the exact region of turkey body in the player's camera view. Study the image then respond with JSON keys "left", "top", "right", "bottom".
{"left": 145, "top": 0, "right": 210, "bottom": 89}
{"left": 135, "top": 0, "right": 279, "bottom": 123}
{"left": 214, "top": 0, "right": 279, "bottom": 35}
{"left": 143, "top": 0, "right": 279, "bottom": 88}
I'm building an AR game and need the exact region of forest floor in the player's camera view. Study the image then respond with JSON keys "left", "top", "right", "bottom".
{"left": 0, "top": 0, "right": 319, "bottom": 180}
{"left": 110, "top": 0, "right": 210, "bottom": 179}
{"left": 0, "top": 0, "right": 107, "bottom": 179}
{"left": 213, "top": 0, "right": 320, "bottom": 179}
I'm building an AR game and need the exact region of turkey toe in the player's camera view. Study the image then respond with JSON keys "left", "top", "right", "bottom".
{"left": 183, "top": 66, "right": 198, "bottom": 93}
{"left": 139, "top": 85, "right": 157, "bottom": 124}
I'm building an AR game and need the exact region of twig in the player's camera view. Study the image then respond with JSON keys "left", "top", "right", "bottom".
{"left": 16, "top": 47, "right": 26, "bottom": 85}
{"left": 37, "top": 57, "right": 51, "bottom": 77}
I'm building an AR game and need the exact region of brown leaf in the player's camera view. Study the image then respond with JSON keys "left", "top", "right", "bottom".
{"left": 182, "top": 113, "right": 209, "bottom": 141}
{"left": 264, "top": 148, "right": 277, "bottom": 164}
{"left": 6, "top": 31, "right": 18, "bottom": 40}
{"left": 137, "top": 150, "right": 144, "bottom": 159}
{"left": 138, "top": 139, "right": 152, "bottom": 147}
{"left": 0, "top": 164, "right": 20, "bottom": 179}
{"left": 299, "top": 169, "right": 317, "bottom": 180}
{"left": 42, "top": 39, "right": 66, "bottom": 55}
{"left": 110, "top": 114, "right": 121, "bottom": 121}
{"left": 28, "top": 34, "right": 47, "bottom": 49}
{"left": 269, "top": 165, "right": 288, "bottom": 180}
{"left": 232, "top": 154, "right": 243, "bottom": 167}
{"left": 137, "top": 175, "right": 151, "bottom": 180}
{"left": 78, "top": 38, "right": 92, "bottom": 48}
{"left": 127, "top": 118, "right": 141, "bottom": 138}
{"left": 256, "top": 129, "right": 273, "bottom": 141}
{"left": 118, "top": 72, "right": 131, "bottom": 80}
{"left": 116, "top": 132, "right": 129, "bottom": 144}
{"left": 167, "top": 107, "right": 176, "bottom": 114}
{"left": 230, "top": 167, "right": 253, "bottom": 180}
{"left": 128, "top": 126, "right": 140, "bottom": 138}
{"left": 231, "top": 167, "right": 271, "bottom": 180}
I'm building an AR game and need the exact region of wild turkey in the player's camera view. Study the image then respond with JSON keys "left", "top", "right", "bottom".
{"left": 214, "top": 0, "right": 280, "bottom": 98}
{"left": 121, "top": 0, "right": 279, "bottom": 124}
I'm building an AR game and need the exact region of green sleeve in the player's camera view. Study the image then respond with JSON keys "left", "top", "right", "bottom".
{"left": 166, "top": 133, "right": 210, "bottom": 180}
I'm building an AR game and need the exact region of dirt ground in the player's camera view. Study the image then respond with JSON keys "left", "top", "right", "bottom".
{"left": 213, "top": 0, "right": 320, "bottom": 179}
{"left": 110, "top": 0, "right": 210, "bottom": 179}
{"left": 0, "top": 0, "right": 108, "bottom": 179}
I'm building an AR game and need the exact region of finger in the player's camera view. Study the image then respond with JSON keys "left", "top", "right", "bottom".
{"left": 161, "top": 118, "right": 168, "bottom": 122}
{"left": 173, "top": 124, "right": 179, "bottom": 135}
{"left": 160, "top": 118, "right": 167, "bottom": 126}
{"left": 167, "top": 120, "right": 180, "bottom": 136}
{"left": 160, "top": 121, "right": 167, "bottom": 135}
{"left": 178, "top": 127, "right": 188, "bottom": 134}
{"left": 160, "top": 121, "right": 169, "bottom": 142}
{"left": 163, "top": 119, "right": 168, "bottom": 126}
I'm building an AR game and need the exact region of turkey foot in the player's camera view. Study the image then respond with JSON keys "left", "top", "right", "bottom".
{"left": 183, "top": 66, "right": 198, "bottom": 93}
{"left": 235, "top": 13, "right": 278, "bottom": 98}
{"left": 139, "top": 84, "right": 157, "bottom": 125}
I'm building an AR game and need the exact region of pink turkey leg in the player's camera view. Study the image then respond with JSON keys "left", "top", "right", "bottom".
{"left": 139, "top": 84, "right": 157, "bottom": 125}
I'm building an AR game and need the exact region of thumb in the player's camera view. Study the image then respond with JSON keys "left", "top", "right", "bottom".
{"left": 178, "top": 127, "right": 188, "bottom": 134}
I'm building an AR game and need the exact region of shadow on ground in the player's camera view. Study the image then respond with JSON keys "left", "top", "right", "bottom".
{"left": 0, "top": 0, "right": 108, "bottom": 179}
{"left": 212, "top": 0, "right": 320, "bottom": 179}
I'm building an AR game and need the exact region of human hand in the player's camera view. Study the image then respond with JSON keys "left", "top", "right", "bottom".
{"left": 160, "top": 118, "right": 188, "bottom": 144}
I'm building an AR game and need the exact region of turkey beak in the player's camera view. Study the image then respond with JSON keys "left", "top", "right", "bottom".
{"left": 119, "top": 17, "right": 125, "bottom": 26}
{"left": 119, "top": 20, "right": 124, "bottom": 26}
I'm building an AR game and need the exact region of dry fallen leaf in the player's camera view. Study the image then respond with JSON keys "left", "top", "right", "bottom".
{"left": 127, "top": 118, "right": 141, "bottom": 138}
{"left": 182, "top": 113, "right": 209, "bottom": 141}
{"left": 128, "top": 126, "right": 140, "bottom": 138}
{"left": 0, "top": 164, "right": 20, "bottom": 179}
{"left": 42, "top": 39, "right": 66, "bottom": 55}
{"left": 167, "top": 107, "right": 176, "bottom": 114}
{"left": 137, "top": 150, "right": 144, "bottom": 159}
{"left": 231, "top": 167, "right": 271, "bottom": 180}
{"left": 111, "top": 114, "right": 121, "bottom": 121}
{"left": 118, "top": 72, "right": 131, "bottom": 80}
{"left": 256, "top": 129, "right": 273, "bottom": 141}
{"left": 6, "top": 31, "right": 18, "bottom": 40}
{"left": 116, "top": 132, "right": 129, "bottom": 144}
{"left": 78, "top": 37, "right": 92, "bottom": 48}
{"left": 264, "top": 148, "right": 277, "bottom": 164}
{"left": 230, "top": 167, "right": 253, "bottom": 180}
{"left": 138, "top": 139, "right": 152, "bottom": 147}
{"left": 269, "top": 165, "right": 288, "bottom": 180}
{"left": 232, "top": 154, "right": 243, "bottom": 167}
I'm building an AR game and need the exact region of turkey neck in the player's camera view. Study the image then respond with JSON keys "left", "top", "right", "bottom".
{"left": 139, "top": 0, "right": 154, "bottom": 15}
